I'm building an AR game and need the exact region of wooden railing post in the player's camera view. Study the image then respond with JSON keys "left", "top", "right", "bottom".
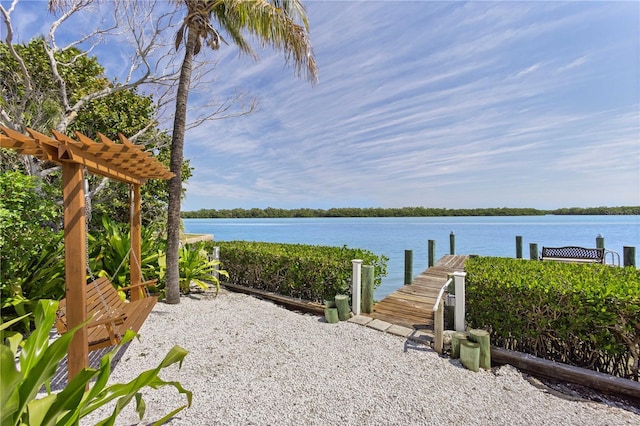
{"left": 453, "top": 271, "right": 467, "bottom": 332}
{"left": 433, "top": 297, "right": 445, "bottom": 354}
{"left": 361, "top": 265, "right": 374, "bottom": 314}
{"left": 596, "top": 234, "right": 605, "bottom": 249}
{"left": 351, "top": 259, "right": 363, "bottom": 315}
{"left": 529, "top": 243, "right": 539, "bottom": 260}
{"left": 210, "top": 246, "right": 220, "bottom": 279}
{"left": 433, "top": 275, "right": 453, "bottom": 355}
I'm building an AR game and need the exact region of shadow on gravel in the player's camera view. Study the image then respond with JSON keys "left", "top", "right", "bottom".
{"left": 403, "top": 339, "right": 431, "bottom": 353}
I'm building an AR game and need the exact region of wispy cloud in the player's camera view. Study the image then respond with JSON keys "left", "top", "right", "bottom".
{"left": 10, "top": 0, "right": 637, "bottom": 210}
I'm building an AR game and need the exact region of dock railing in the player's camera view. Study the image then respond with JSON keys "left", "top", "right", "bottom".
{"left": 433, "top": 271, "right": 467, "bottom": 354}
{"left": 433, "top": 276, "right": 453, "bottom": 354}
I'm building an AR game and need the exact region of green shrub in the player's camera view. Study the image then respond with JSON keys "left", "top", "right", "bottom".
{"left": 465, "top": 257, "right": 640, "bottom": 380}
{"left": 204, "top": 241, "right": 387, "bottom": 302}
{"left": 1, "top": 171, "right": 65, "bottom": 332}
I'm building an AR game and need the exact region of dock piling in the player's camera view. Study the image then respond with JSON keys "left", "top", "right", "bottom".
{"left": 404, "top": 250, "right": 413, "bottom": 285}
{"left": 428, "top": 240, "right": 436, "bottom": 267}
{"left": 623, "top": 246, "right": 636, "bottom": 267}
{"left": 516, "top": 236, "right": 523, "bottom": 259}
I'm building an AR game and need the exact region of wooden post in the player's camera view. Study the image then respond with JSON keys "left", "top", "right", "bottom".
{"left": 460, "top": 340, "right": 480, "bottom": 372}
{"left": 449, "top": 231, "right": 455, "bottom": 255}
{"left": 491, "top": 346, "right": 640, "bottom": 400}
{"left": 335, "top": 294, "right": 350, "bottom": 321}
{"left": 623, "top": 246, "right": 636, "bottom": 267}
{"left": 130, "top": 184, "right": 142, "bottom": 301}
{"left": 469, "top": 329, "right": 491, "bottom": 370}
{"left": 209, "top": 246, "right": 220, "bottom": 279}
{"left": 453, "top": 271, "right": 466, "bottom": 332}
{"left": 596, "top": 234, "right": 605, "bottom": 249}
{"left": 63, "top": 162, "right": 88, "bottom": 380}
{"left": 351, "top": 259, "right": 362, "bottom": 315}
{"left": 433, "top": 297, "right": 444, "bottom": 355}
{"left": 451, "top": 331, "right": 468, "bottom": 359}
{"left": 324, "top": 307, "right": 339, "bottom": 323}
{"left": 529, "top": 243, "right": 539, "bottom": 260}
{"left": 361, "top": 265, "right": 374, "bottom": 314}
{"left": 404, "top": 250, "right": 413, "bottom": 285}
{"left": 516, "top": 236, "right": 523, "bottom": 259}
{"left": 428, "top": 240, "right": 436, "bottom": 267}
{"left": 446, "top": 274, "right": 455, "bottom": 330}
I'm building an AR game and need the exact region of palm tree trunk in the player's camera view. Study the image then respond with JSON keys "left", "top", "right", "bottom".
{"left": 166, "top": 29, "right": 197, "bottom": 304}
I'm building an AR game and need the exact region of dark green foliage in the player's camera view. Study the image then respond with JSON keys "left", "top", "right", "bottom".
{"left": 182, "top": 206, "right": 640, "bottom": 218}
{"left": 205, "top": 241, "right": 387, "bottom": 302}
{"left": 465, "top": 257, "right": 640, "bottom": 380}
{"left": 88, "top": 216, "right": 163, "bottom": 288}
{"left": 0, "top": 171, "right": 65, "bottom": 331}
{"left": 1, "top": 39, "right": 189, "bottom": 232}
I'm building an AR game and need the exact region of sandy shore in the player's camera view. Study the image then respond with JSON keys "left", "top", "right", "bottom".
{"left": 81, "top": 291, "right": 639, "bottom": 425}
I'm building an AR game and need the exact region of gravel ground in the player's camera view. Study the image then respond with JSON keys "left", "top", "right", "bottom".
{"left": 81, "top": 291, "right": 640, "bottom": 425}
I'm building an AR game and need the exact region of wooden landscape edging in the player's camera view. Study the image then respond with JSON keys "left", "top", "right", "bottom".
{"left": 222, "top": 282, "right": 325, "bottom": 315}
{"left": 491, "top": 346, "right": 640, "bottom": 401}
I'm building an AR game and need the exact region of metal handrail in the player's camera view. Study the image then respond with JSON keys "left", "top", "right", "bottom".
{"left": 604, "top": 249, "right": 620, "bottom": 266}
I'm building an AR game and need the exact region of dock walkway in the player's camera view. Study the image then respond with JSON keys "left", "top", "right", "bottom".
{"left": 362, "top": 255, "right": 468, "bottom": 330}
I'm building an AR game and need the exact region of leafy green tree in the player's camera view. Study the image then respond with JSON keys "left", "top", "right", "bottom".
{"left": 164, "top": 0, "right": 318, "bottom": 304}
{"left": 0, "top": 39, "right": 178, "bottom": 229}
{"left": 0, "top": 171, "right": 65, "bottom": 331}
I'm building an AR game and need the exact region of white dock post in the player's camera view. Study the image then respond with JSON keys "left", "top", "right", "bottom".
{"left": 351, "top": 259, "right": 363, "bottom": 315}
{"left": 210, "top": 246, "right": 220, "bottom": 280}
{"left": 453, "top": 271, "right": 467, "bottom": 332}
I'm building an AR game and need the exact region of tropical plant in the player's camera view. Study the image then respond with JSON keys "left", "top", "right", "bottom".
{"left": 157, "top": 243, "right": 227, "bottom": 295}
{"left": 178, "top": 244, "right": 228, "bottom": 294}
{"left": 164, "top": 0, "right": 319, "bottom": 304}
{"left": 88, "top": 216, "right": 162, "bottom": 289}
{"left": 0, "top": 299, "right": 192, "bottom": 426}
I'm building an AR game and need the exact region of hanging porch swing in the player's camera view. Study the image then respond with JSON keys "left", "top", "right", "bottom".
{"left": 0, "top": 125, "right": 173, "bottom": 380}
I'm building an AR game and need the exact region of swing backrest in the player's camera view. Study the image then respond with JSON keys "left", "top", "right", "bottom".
{"left": 55, "top": 277, "right": 127, "bottom": 333}
{"left": 55, "top": 276, "right": 157, "bottom": 351}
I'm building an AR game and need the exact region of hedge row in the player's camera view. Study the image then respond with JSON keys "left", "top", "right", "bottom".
{"left": 203, "top": 241, "right": 388, "bottom": 302}
{"left": 465, "top": 257, "right": 640, "bottom": 380}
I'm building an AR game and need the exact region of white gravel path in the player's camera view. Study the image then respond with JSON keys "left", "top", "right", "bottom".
{"left": 81, "top": 291, "right": 639, "bottom": 425}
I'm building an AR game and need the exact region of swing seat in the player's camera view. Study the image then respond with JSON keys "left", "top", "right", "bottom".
{"left": 55, "top": 277, "right": 157, "bottom": 351}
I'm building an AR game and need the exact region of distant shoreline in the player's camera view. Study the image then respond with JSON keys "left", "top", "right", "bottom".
{"left": 182, "top": 206, "right": 640, "bottom": 219}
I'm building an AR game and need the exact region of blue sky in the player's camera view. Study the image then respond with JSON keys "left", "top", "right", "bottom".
{"left": 183, "top": 1, "right": 640, "bottom": 211}
{"left": 5, "top": 1, "right": 640, "bottom": 211}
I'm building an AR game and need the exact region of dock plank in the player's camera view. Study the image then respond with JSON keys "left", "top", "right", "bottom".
{"left": 363, "top": 255, "right": 467, "bottom": 331}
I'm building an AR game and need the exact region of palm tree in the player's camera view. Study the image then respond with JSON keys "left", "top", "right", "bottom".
{"left": 165, "top": 0, "right": 318, "bottom": 303}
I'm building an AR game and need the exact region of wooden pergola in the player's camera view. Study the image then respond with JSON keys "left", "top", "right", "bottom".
{"left": 0, "top": 126, "right": 173, "bottom": 379}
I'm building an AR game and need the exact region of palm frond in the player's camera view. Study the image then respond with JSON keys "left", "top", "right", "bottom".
{"left": 212, "top": 0, "right": 318, "bottom": 84}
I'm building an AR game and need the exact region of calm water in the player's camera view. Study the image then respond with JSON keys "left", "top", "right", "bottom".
{"left": 184, "top": 216, "right": 639, "bottom": 299}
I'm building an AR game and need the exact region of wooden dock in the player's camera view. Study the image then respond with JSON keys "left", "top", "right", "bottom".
{"left": 362, "top": 255, "right": 468, "bottom": 330}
